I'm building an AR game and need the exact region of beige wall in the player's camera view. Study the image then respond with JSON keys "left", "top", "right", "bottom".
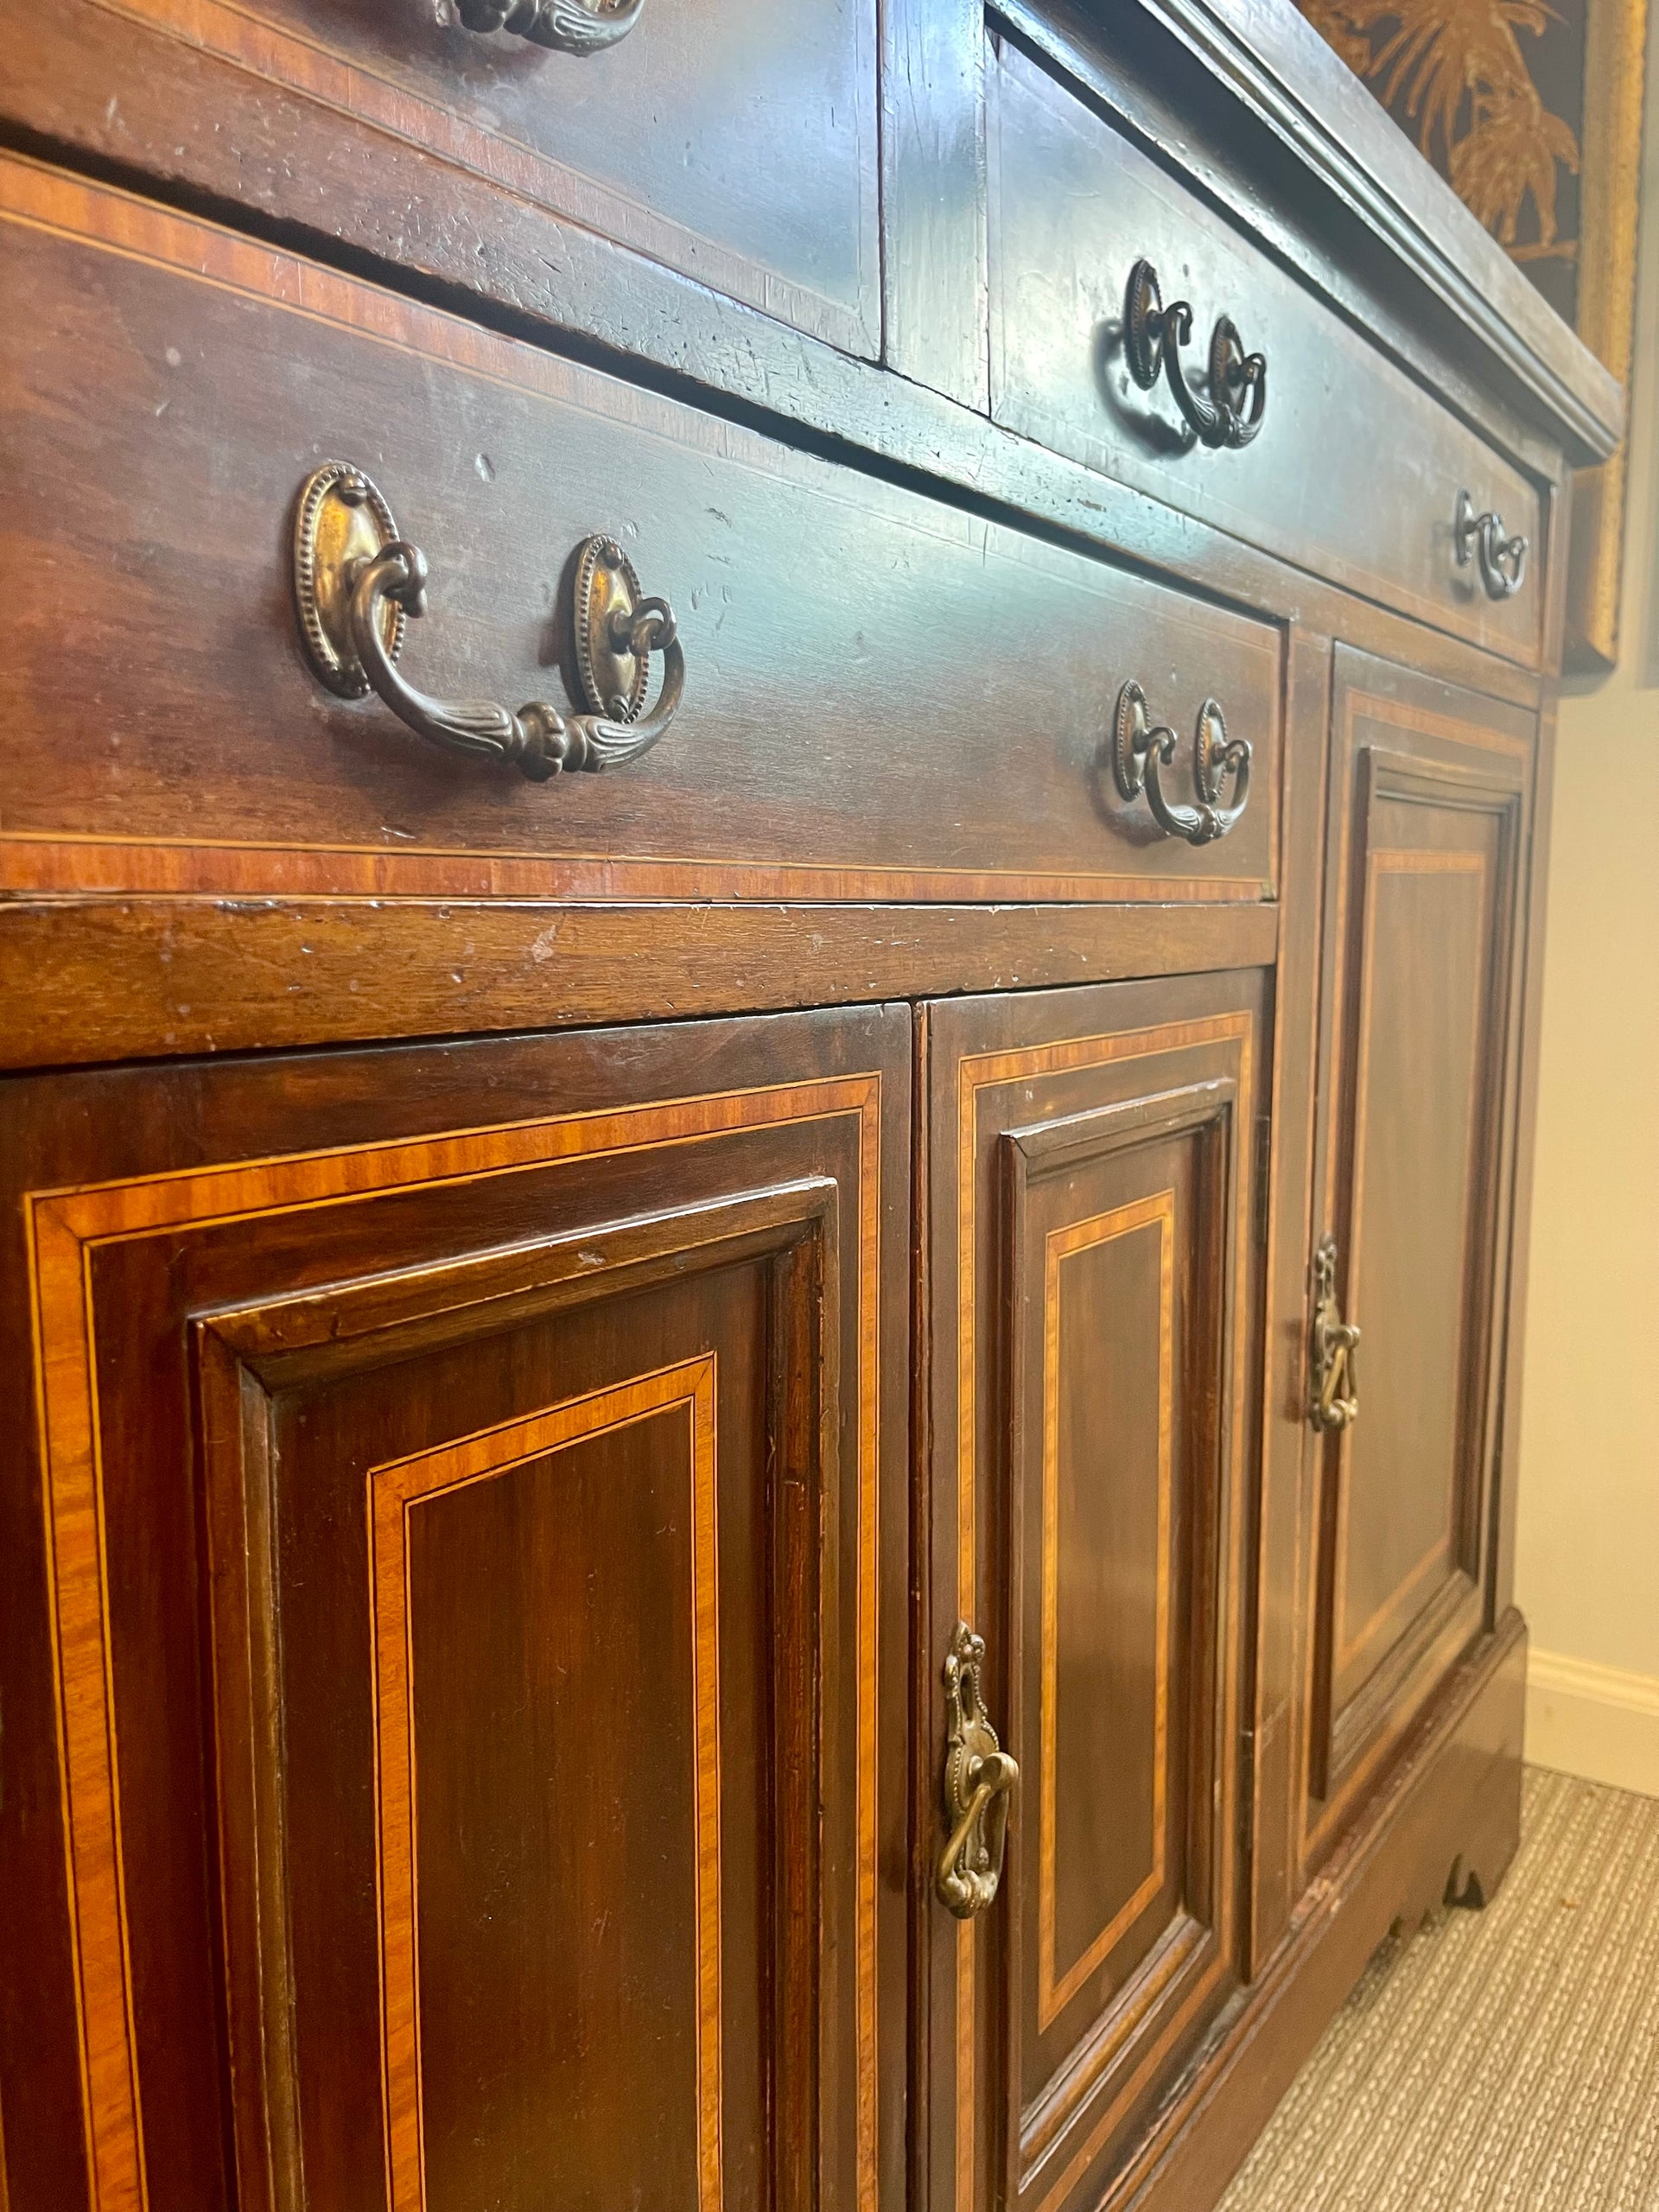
{"left": 1515, "top": 6, "right": 1659, "bottom": 1795}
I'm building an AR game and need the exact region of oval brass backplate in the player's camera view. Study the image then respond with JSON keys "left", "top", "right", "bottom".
{"left": 292, "top": 461, "right": 406, "bottom": 698}
{"left": 573, "top": 535, "right": 649, "bottom": 722}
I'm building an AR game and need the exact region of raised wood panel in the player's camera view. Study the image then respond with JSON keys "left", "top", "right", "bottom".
{"left": 385, "top": 1365, "right": 725, "bottom": 2212}
{"left": 922, "top": 971, "right": 1264, "bottom": 2212}
{"left": 30, "top": 0, "right": 880, "bottom": 354}
{"left": 5, "top": 1007, "right": 910, "bottom": 2212}
{"left": 0, "top": 152, "right": 1282, "bottom": 909}
{"left": 1301, "top": 655, "right": 1531, "bottom": 1849}
{"left": 1336, "top": 851, "right": 1487, "bottom": 1704}
{"left": 987, "top": 35, "right": 1545, "bottom": 671}
{"left": 1034, "top": 1188, "right": 1176, "bottom": 2036}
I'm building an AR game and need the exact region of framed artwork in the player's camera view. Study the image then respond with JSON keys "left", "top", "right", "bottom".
{"left": 1300, "top": 0, "right": 1649, "bottom": 670}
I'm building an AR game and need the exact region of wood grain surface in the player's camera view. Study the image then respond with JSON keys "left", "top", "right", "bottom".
{"left": 3, "top": 1008, "right": 911, "bottom": 2212}
{"left": 921, "top": 971, "right": 1264, "bottom": 2212}
{"left": 54, "top": 0, "right": 880, "bottom": 353}
{"left": 0, "top": 3, "right": 1580, "bottom": 2208}
{"left": 1300, "top": 655, "right": 1533, "bottom": 1875}
{"left": 988, "top": 36, "right": 1545, "bottom": 670}
{"left": 0, "top": 153, "right": 1285, "bottom": 907}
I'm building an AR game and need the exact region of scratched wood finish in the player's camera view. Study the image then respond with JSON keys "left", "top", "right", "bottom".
{"left": 33, "top": 0, "right": 879, "bottom": 352}
{"left": 987, "top": 35, "right": 1545, "bottom": 671}
{"left": 0, "top": 154, "right": 1282, "bottom": 907}
{"left": 880, "top": 0, "right": 988, "bottom": 406}
{"left": 920, "top": 969, "right": 1264, "bottom": 2212}
{"left": 0, "top": 10, "right": 1578, "bottom": 735}
{"left": 0, "top": 899, "right": 1280, "bottom": 1070}
{"left": 1299, "top": 652, "right": 1534, "bottom": 1866}
{"left": 0, "top": 0, "right": 1623, "bottom": 2206}
{"left": 0, "top": 0, "right": 1620, "bottom": 475}
{"left": 0, "top": 1007, "right": 911, "bottom": 2212}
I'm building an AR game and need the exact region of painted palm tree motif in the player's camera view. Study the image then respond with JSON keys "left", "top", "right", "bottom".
{"left": 1300, "top": 0, "right": 1582, "bottom": 264}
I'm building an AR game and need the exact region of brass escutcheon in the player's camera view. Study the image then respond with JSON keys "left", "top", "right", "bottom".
{"left": 291, "top": 461, "right": 406, "bottom": 697}
{"left": 1309, "top": 1232, "right": 1361, "bottom": 1431}
{"left": 936, "top": 1620, "right": 1019, "bottom": 1919}
{"left": 573, "top": 536, "right": 652, "bottom": 722}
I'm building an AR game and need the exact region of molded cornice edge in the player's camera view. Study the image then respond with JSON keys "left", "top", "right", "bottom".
{"left": 1132, "top": 0, "right": 1625, "bottom": 466}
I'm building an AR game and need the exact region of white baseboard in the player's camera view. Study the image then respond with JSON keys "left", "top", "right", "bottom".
{"left": 1526, "top": 1647, "right": 1659, "bottom": 1797}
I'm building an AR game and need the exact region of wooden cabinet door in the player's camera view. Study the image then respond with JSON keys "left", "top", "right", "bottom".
{"left": 1300, "top": 650, "right": 1534, "bottom": 1858}
{"left": 920, "top": 971, "right": 1266, "bottom": 2212}
{"left": 3, "top": 1008, "right": 909, "bottom": 2212}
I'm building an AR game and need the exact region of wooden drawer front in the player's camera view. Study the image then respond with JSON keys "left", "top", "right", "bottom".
{"left": 988, "top": 41, "right": 1543, "bottom": 668}
{"left": 5, "top": 1006, "right": 910, "bottom": 2212}
{"left": 22, "top": 0, "right": 880, "bottom": 353}
{"left": 1301, "top": 653, "right": 1532, "bottom": 1862}
{"left": 923, "top": 972, "right": 1262, "bottom": 2212}
{"left": 0, "top": 156, "right": 1281, "bottom": 906}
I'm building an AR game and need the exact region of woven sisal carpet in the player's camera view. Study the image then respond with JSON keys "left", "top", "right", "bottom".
{"left": 1217, "top": 1768, "right": 1659, "bottom": 2211}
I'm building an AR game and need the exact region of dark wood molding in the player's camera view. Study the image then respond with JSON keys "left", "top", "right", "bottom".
{"left": 0, "top": 3, "right": 1604, "bottom": 594}
{"left": 986, "top": 32, "right": 1548, "bottom": 671}
{"left": 0, "top": 7, "right": 1571, "bottom": 2207}
{"left": 0, "top": 899, "right": 1279, "bottom": 1068}
{"left": 1128, "top": 0, "right": 1624, "bottom": 467}
{"left": 0, "top": 0, "right": 1618, "bottom": 470}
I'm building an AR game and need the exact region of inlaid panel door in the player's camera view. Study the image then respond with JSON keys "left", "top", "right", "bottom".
{"left": 1300, "top": 649, "right": 1534, "bottom": 1860}
{"left": 920, "top": 971, "right": 1265, "bottom": 2212}
{"left": 3, "top": 1007, "right": 909, "bottom": 2212}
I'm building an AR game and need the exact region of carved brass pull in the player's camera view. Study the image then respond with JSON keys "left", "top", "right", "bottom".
{"left": 291, "top": 462, "right": 683, "bottom": 782}
{"left": 1124, "top": 257, "right": 1268, "bottom": 450}
{"left": 1112, "top": 682, "right": 1252, "bottom": 846}
{"left": 1309, "top": 1234, "right": 1360, "bottom": 1431}
{"left": 1454, "top": 488, "right": 1529, "bottom": 601}
{"left": 454, "top": 0, "right": 642, "bottom": 54}
{"left": 936, "top": 1621, "right": 1019, "bottom": 1918}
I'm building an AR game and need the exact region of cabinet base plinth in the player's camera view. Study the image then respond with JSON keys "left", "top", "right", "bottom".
{"left": 1123, "top": 1610, "right": 1527, "bottom": 2212}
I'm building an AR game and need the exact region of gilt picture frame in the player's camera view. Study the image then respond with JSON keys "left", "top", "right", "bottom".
{"left": 1566, "top": 0, "right": 1648, "bottom": 669}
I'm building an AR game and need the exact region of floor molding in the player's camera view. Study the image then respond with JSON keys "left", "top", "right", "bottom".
{"left": 1525, "top": 1646, "right": 1659, "bottom": 1796}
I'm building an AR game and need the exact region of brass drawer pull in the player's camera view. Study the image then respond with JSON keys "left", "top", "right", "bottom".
{"left": 454, "top": 0, "right": 642, "bottom": 54}
{"left": 291, "top": 462, "right": 683, "bottom": 782}
{"left": 1124, "top": 257, "right": 1268, "bottom": 450}
{"left": 936, "top": 1621, "right": 1019, "bottom": 1919}
{"left": 1453, "top": 488, "right": 1529, "bottom": 601}
{"left": 1113, "top": 682, "right": 1252, "bottom": 846}
{"left": 1309, "top": 1233, "right": 1360, "bottom": 1431}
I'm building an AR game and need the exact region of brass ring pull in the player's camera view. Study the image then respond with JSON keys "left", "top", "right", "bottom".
{"left": 1124, "top": 257, "right": 1268, "bottom": 450}
{"left": 291, "top": 463, "right": 683, "bottom": 783}
{"left": 1113, "top": 682, "right": 1252, "bottom": 846}
{"left": 454, "top": 0, "right": 642, "bottom": 54}
{"left": 1453, "top": 488, "right": 1529, "bottom": 601}
{"left": 936, "top": 1621, "right": 1019, "bottom": 1919}
{"left": 1309, "top": 1233, "right": 1360, "bottom": 1431}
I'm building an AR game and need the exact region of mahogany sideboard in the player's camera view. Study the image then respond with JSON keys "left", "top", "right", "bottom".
{"left": 0, "top": 3, "right": 1623, "bottom": 2210}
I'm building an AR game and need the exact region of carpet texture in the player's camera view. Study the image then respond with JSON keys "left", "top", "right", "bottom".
{"left": 1217, "top": 1767, "right": 1659, "bottom": 2211}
